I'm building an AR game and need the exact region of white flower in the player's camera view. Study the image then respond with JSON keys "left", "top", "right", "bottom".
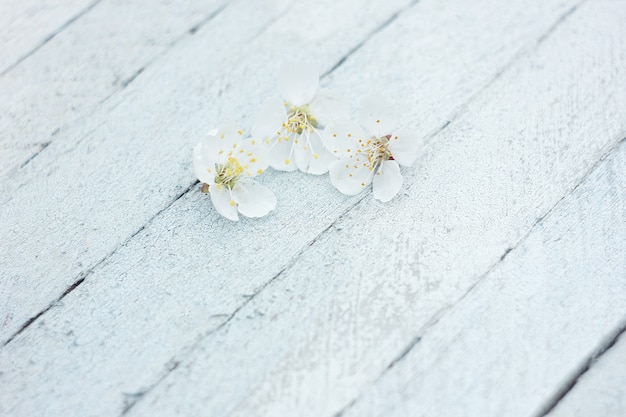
{"left": 193, "top": 121, "right": 276, "bottom": 221}
{"left": 324, "top": 94, "right": 421, "bottom": 202}
{"left": 252, "top": 62, "right": 349, "bottom": 175}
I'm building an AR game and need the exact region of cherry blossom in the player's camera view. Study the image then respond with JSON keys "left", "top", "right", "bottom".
{"left": 193, "top": 122, "right": 276, "bottom": 221}
{"left": 324, "top": 94, "right": 421, "bottom": 202}
{"left": 252, "top": 62, "right": 348, "bottom": 174}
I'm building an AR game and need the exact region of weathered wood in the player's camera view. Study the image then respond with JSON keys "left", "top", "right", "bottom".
{"left": 2, "top": 0, "right": 613, "bottom": 416}
{"left": 0, "top": 0, "right": 95, "bottom": 74}
{"left": 341, "top": 140, "right": 626, "bottom": 417}
{"left": 112, "top": 1, "right": 624, "bottom": 415}
{"left": 0, "top": 0, "right": 227, "bottom": 179}
{"left": 546, "top": 332, "right": 626, "bottom": 417}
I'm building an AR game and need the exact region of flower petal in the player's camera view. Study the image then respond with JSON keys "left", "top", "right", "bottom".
{"left": 357, "top": 94, "right": 398, "bottom": 137}
{"left": 309, "top": 89, "right": 350, "bottom": 126}
{"left": 269, "top": 136, "right": 297, "bottom": 172}
{"left": 329, "top": 156, "right": 373, "bottom": 196}
{"left": 233, "top": 180, "right": 277, "bottom": 218}
{"left": 293, "top": 135, "right": 309, "bottom": 172}
{"left": 193, "top": 143, "right": 216, "bottom": 185}
{"left": 323, "top": 119, "right": 364, "bottom": 158}
{"left": 306, "top": 130, "right": 337, "bottom": 175}
{"left": 210, "top": 186, "right": 239, "bottom": 221}
{"left": 373, "top": 160, "right": 403, "bottom": 202}
{"left": 278, "top": 62, "right": 319, "bottom": 106}
{"left": 202, "top": 120, "right": 243, "bottom": 156}
{"left": 388, "top": 128, "right": 421, "bottom": 167}
{"left": 252, "top": 97, "right": 286, "bottom": 139}
{"left": 239, "top": 138, "right": 270, "bottom": 177}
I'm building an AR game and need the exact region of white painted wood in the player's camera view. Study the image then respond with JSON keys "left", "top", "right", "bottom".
{"left": 0, "top": 0, "right": 593, "bottom": 415}
{"left": 340, "top": 141, "right": 626, "bottom": 417}
{"left": 547, "top": 333, "right": 626, "bottom": 417}
{"left": 103, "top": 1, "right": 624, "bottom": 416}
{"left": 0, "top": 0, "right": 226, "bottom": 179}
{"left": 0, "top": 0, "right": 95, "bottom": 74}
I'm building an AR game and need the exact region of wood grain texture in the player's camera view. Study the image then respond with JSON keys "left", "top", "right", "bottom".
{"left": 0, "top": 0, "right": 96, "bottom": 74}
{"left": 547, "top": 332, "right": 626, "bottom": 417}
{"left": 340, "top": 139, "right": 626, "bottom": 417}
{"left": 0, "top": 0, "right": 226, "bottom": 178}
{"left": 115, "top": 0, "right": 624, "bottom": 415}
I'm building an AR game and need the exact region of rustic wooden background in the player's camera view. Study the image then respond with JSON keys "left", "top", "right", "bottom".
{"left": 1, "top": 0, "right": 625, "bottom": 416}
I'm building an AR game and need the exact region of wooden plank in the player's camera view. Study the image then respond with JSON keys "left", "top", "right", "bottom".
{"left": 0, "top": 0, "right": 226, "bottom": 179}
{"left": 0, "top": 0, "right": 96, "bottom": 74}
{"left": 546, "top": 332, "right": 626, "bottom": 417}
{"left": 341, "top": 141, "right": 626, "bottom": 417}
{"left": 106, "top": 1, "right": 624, "bottom": 416}
{"left": 0, "top": 0, "right": 602, "bottom": 416}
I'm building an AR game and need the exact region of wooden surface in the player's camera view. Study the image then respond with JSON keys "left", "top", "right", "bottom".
{"left": 1, "top": 0, "right": 625, "bottom": 416}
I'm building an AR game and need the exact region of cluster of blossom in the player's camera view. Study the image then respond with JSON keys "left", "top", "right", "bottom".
{"left": 193, "top": 63, "right": 420, "bottom": 221}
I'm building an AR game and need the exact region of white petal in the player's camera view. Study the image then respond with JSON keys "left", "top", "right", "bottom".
{"left": 269, "top": 136, "right": 297, "bottom": 172}
{"left": 373, "top": 160, "right": 403, "bottom": 202}
{"left": 239, "top": 138, "right": 270, "bottom": 177}
{"left": 329, "top": 156, "right": 373, "bottom": 196}
{"left": 357, "top": 94, "right": 398, "bottom": 137}
{"left": 308, "top": 90, "right": 350, "bottom": 126}
{"left": 293, "top": 135, "right": 310, "bottom": 172}
{"left": 252, "top": 98, "right": 286, "bottom": 139}
{"left": 387, "top": 128, "right": 422, "bottom": 167}
{"left": 323, "top": 119, "right": 364, "bottom": 157}
{"left": 202, "top": 120, "right": 243, "bottom": 156}
{"left": 278, "top": 62, "right": 319, "bottom": 106}
{"left": 306, "top": 130, "right": 336, "bottom": 175}
{"left": 233, "top": 180, "right": 277, "bottom": 218}
{"left": 307, "top": 147, "right": 336, "bottom": 175}
{"left": 210, "top": 186, "right": 239, "bottom": 221}
{"left": 193, "top": 143, "right": 216, "bottom": 185}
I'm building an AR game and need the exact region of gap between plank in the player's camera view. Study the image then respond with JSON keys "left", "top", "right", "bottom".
{"left": 0, "top": 0, "right": 104, "bottom": 78}
{"left": 534, "top": 318, "right": 626, "bottom": 417}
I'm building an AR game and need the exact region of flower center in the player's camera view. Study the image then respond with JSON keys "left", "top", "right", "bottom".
{"left": 214, "top": 156, "right": 244, "bottom": 189}
{"left": 282, "top": 103, "right": 319, "bottom": 135}
{"left": 360, "top": 135, "right": 393, "bottom": 169}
